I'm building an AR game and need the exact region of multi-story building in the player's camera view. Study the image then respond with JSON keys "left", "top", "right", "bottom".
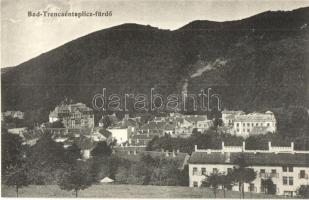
{"left": 222, "top": 110, "right": 277, "bottom": 137}
{"left": 188, "top": 141, "right": 309, "bottom": 197}
{"left": 49, "top": 102, "right": 94, "bottom": 128}
{"left": 232, "top": 111, "right": 276, "bottom": 137}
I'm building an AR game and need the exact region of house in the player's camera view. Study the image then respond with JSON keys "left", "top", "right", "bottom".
{"left": 49, "top": 102, "right": 94, "bottom": 128}
{"left": 107, "top": 114, "right": 138, "bottom": 145}
{"left": 188, "top": 141, "right": 309, "bottom": 197}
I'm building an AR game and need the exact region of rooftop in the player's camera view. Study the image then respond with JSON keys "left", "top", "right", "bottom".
{"left": 189, "top": 152, "right": 309, "bottom": 167}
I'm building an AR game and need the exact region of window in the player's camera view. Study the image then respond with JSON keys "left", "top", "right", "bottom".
{"left": 267, "top": 123, "right": 270, "bottom": 127}
{"left": 288, "top": 166, "right": 293, "bottom": 172}
{"left": 247, "top": 123, "right": 250, "bottom": 126}
{"left": 260, "top": 169, "right": 266, "bottom": 173}
{"left": 193, "top": 167, "right": 198, "bottom": 175}
{"left": 256, "top": 123, "right": 258, "bottom": 126}
{"left": 243, "top": 123, "right": 245, "bottom": 126}
{"left": 202, "top": 168, "right": 206, "bottom": 175}
{"left": 283, "top": 166, "right": 288, "bottom": 172}
{"left": 193, "top": 181, "right": 198, "bottom": 187}
{"left": 237, "top": 129, "right": 239, "bottom": 132}
{"left": 271, "top": 169, "right": 276, "bottom": 174}
{"left": 289, "top": 177, "right": 293, "bottom": 185}
{"left": 283, "top": 176, "right": 288, "bottom": 185}
{"left": 213, "top": 168, "right": 218, "bottom": 173}
{"left": 300, "top": 170, "right": 306, "bottom": 179}
{"left": 249, "top": 183, "right": 255, "bottom": 192}
{"left": 237, "top": 123, "right": 239, "bottom": 127}
{"left": 247, "top": 129, "right": 250, "bottom": 132}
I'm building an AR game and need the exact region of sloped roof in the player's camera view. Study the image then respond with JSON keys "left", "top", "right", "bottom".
{"left": 185, "top": 115, "right": 207, "bottom": 123}
{"left": 234, "top": 113, "right": 275, "bottom": 122}
{"left": 189, "top": 152, "right": 309, "bottom": 167}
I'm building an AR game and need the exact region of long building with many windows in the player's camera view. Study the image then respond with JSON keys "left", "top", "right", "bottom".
{"left": 188, "top": 142, "right": 309, "bottom": 197}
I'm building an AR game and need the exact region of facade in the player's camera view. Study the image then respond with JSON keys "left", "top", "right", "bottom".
{"left": 222, "top": 110, "right": 277, "bottom": 137}
{"left": 232, "top": 111, "right": 277, "bottom": 137}
{"left": 49, "top": 102, "right": 94, "bottom": 128}
{"left": 188, "top": 142, "right": 309, "bottom": 197}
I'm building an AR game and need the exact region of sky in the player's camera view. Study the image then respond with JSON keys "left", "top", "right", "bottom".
{"left": 1, "top": 0, "right": 309, "bottom": 68}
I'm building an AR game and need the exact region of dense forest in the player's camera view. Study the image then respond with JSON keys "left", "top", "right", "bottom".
{"left": 2, "top": 7, "right": 309, "bottom": 119}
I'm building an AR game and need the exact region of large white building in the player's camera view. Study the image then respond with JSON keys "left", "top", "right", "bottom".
{"left": 188, "top": 142, "right": 309, "bottom": 197}
{"left": 222, "top": 110, "right": 277, "bottom": 137}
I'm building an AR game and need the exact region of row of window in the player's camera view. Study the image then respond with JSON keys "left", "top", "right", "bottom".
{"left": 193, "top": 166, "right": 307, "bottom": 179}
{"left": 192, "top": 167, "right": 232, "bottom": 175}
{"left": 236, "top": 122, "right": 271, "bottom": 127}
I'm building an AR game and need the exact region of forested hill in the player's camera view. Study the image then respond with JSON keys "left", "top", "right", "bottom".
{"left": 2, "top": 7, "right": 309, "bottom": 114}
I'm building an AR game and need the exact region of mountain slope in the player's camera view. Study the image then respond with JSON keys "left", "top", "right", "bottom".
{"left": 2, "top": 7, "right": 309, "bottom": 114}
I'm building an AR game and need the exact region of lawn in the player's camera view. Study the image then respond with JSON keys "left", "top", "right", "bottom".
{"left": 2, "top": 184, "right": 286, "bottom": 198}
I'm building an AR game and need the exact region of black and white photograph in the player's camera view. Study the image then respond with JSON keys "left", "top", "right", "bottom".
{"left": 1, "top": 0, "right": 309, "bottom": 198}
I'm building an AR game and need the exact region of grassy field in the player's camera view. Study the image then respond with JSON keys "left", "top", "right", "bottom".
{"left": 2, "top": 184, "right": 286, "bottom": 198}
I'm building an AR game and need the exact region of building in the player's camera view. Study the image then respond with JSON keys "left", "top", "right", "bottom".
{"left": 107, "top": 114, "right": 138, "bottom": 145}
{"left": 188, "top": 141, "right": 309, "bottom": 197}
{"left": 49, "top": 102, "right": 94, "bottom": 128}
{"left": 232, "top": 111, "right": 277, "bottom": 137}
{"left": 221, "top": 110, "right": 245, "bottom": 126}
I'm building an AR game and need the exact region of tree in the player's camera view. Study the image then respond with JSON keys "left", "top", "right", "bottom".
{"left": 45, "top": 120, "right": 64, "bottom": 128}
{"left": 213, "top": 118, "right": 223, "bottom": 133}
{"left": 220, "top": 173, "right": 234, "bottom": 198}
{"left": 65, "top": 143, "right": 82, "bottom": 164}
{"left": 91, "top": 141, "right": 112, "bottom": 158}
{"left": 2, "top": 132, "right": 24, "bottom": 173}
{"left": 230, "top": 154, "right": 257, "bottom": 199}
{"left": 59, "top": 162, "right": 92, "bottom": 197}
{"left": 25, "top": 133, "right": 68, "bottom": 184}
{"left": 261, "top": 178, "right": 276, "bottom": 195}
{"left": 297, "top": 185, "right": 309, "bottom": 199}
{"left": 5, "top": 168, "right": 29, "bottom": 197}
{"left": 202, "top": 171, "right": 222, "bottom": 198}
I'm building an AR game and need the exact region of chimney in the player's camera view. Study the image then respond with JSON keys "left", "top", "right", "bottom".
{"left": 242, "top": 141, "right": 246, "bottom": 151}
{"left": 165, "top": 150, "right": 169, "bottom": 157}
{"left": 177, "top": 149, "right": 180, "bottom": 154}
{"left": 291, "top": 142, "right": 294, "bottom": 151}
{"left": 127, "top": 151, "right": 131, "bottom": 155}
{"left": 222, "top": 141, "right": 225, "bottom": 150}
{"left": 194, "top": 145, "right": 197, "bottom": 151}
{"left": 133, "top": 149, "right": 137, "bottom": 155}
{"left": 268, "top": 141, "right": 272, "bottom": 151}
